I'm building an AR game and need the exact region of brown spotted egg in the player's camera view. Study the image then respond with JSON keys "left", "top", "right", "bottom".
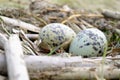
{"left": 69, "top": 28, "right": 107, "bottom": 57}
{"left": 39, "top": 23, "right": 76, "bottom": 50}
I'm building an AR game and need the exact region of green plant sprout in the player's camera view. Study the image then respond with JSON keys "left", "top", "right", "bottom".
{"left": 100, "top": 42, "right": 108, "bottom": 80}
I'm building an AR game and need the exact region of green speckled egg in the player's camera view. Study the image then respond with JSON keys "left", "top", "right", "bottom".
{"left": 69, "top": 28, "right": 107, "bottom": 57}
{"left": 39, "top": 23, "right": 76, "bottom": 50}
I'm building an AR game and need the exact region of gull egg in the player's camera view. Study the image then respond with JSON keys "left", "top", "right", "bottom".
{"left": 39, "top": 23, "right": 76, "bottom": 50}
{"left": 69, "top": 28, "right": 107, "bottom": 57}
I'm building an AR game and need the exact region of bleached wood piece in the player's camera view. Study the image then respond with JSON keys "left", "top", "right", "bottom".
{"left": 24, "top": 34, "right": 38, "bottom": 40}
{"left": 102, "top": 9, "right": 120, "bottom": 19}
{"left": 4, "top": 35, "right": 30, "bottom": 80}
{"left": 0, "top": 75, "right": 7, "bottom": 80}
{"left": 0, "top": 16, "right": 40, "bottom": 33}
{"left": 0, "top": 33, "right": 8, "bottom": 49}
{"left": 0, "top": 54, "right": 120, "bottom": 80}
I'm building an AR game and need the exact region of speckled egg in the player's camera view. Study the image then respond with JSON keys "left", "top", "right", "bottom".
{"left": 69, "top": 28, "right": 107, "bottom": 57}
{"left": 39, "top": 23, "right": 76, "bottom": 50}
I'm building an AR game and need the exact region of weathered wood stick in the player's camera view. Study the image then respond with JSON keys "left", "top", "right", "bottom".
{"left": 0, "top": 16, "right": 40, "bottom": 33}
{"left": 4, "top": 35, "right": 30, "bottom": 80}
{"left": 24, "top": 34, "right": 38, "bottom": 40}
{"left": 102, "top": 9, "right": 120, "bottom": 19}
{"left": 3, "top": 34, "right": 38, "bottom": 40}
{"left": 0, "top": 54, "right": 120, "bottom": 80}
{"left": 0, "top": 33, "right": 8, "bottom": 50}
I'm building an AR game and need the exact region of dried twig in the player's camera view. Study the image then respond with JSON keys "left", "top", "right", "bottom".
{"left": 81, "top": 19, "right": 94, "bottom": 28}
{"left": 31, "top": 14, "right": 47, "bottom": 25}
{"left": 0, "top": 16, "right": 40, "bottom": 33}
{"left": 61, "top": 14, "right": 103, "bottom": 24}
{"left": 0, "top": 20, "right": 10, "bottom": 36}
{"left": 48, "top": 39, "right": 72, "bottom": 56}
{"left": 61, "top": 14, "right": 81, "bottom": 24}
{"left": 67, "top": 22, "right": 81, "bottom": 33}
{"left": 3, "top": 33, "right": 38, "bottom": 40}
{"left": 19, "top": 31, "right": 39, "bottom": 55}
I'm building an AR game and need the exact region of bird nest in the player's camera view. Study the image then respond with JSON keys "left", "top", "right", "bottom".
{"left": 0, "top": 0, "right": 120, "bottom": 80}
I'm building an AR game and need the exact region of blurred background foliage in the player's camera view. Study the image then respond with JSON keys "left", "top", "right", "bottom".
{"left": 51, "top": 0, "right": 120, "bottom": 11}
{"left": 0, "top": 0, "right": 120, "bottom": 11}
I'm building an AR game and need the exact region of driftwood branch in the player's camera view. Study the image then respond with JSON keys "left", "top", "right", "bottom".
{"left": 0, "top": 16, "right": 40, "bottom": 33}
{"left": 0, "top": 33, "right": 29, "bottom": 80}
{"left": 0, "top": 54, "right": 120, "bottom": 80}
{"left": 4, "top": 35, "right": 30, "bottom": 80}
{"left": 102, "top": 9, "right": 120, "bottom": 19}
